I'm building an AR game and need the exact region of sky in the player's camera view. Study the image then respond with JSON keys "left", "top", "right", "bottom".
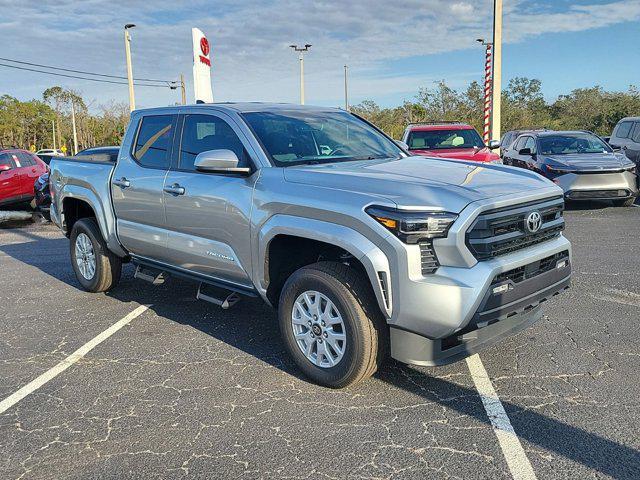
{"left": 0, "top": 0, "right": 639, "bottom": 111}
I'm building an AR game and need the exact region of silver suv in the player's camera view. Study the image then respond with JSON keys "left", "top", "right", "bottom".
{"left": 49, "top": 103, "right": 571, "bottom": 388}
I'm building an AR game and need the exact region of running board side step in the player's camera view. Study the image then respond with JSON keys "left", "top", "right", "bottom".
{"left": 196, "top": 283, "right": 241, "bottom": 309}
{"left": 134, "top": 265, "right": 168, "bottom": 285}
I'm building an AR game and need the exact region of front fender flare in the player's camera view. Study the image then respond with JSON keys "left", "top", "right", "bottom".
{"left": 255, "top": 215, "right": 392, "bottom": 318}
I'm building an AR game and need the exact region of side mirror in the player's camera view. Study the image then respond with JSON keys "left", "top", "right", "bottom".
{"left": 0, "top": 163, "right": 11, "bottom": 172}
{"left": 518, "top": 148, "right": 533, "bottom": 156}
{"left": 488, "top": 140, "right": 500, "bottom": 150}
{"left": 194, "top": 149, "right": 251, "bottom": 175}
{"left": 395, "top": 140, "right": 409, "bottom": 151}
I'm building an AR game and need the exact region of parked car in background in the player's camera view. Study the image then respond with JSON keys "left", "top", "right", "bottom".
{"left": 503, "top": 130, "right": 638, "bottom": 206}
{"left": 76, "top": 146, "right": 120, "bottom": 162}
{"left": 35, "top": 148, "right": 64, "bottom": 156}
{"left": 500, "top": 129, "right": 548, "bottom": 157}
{"left": 31, "top": 146, "right": 120, "bottom": 220}
{"left": 49, "top": 103, "right": 571, "bottom": 388}
{"left": 608, "top": 117, "right": 640, "bottom": 165}
{"left": 0, "top": 148, "right": 48, "bottom": 207}
{"left": 33, "top": 172, "right": 51, "bottom": 220}
{"left": 401, "top": 122, "right": 501, "bottom": 163}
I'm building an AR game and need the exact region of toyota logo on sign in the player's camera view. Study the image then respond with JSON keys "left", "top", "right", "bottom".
{"left": 200, "top": 37, "right": 210, "bottom": 57}
{"left": 525, "top": 211, "right": 542, "bottom": 234}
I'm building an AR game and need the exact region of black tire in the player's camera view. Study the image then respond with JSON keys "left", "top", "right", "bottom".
{"left": 278, "top": 261, "right": 388, "bottom": 388}
{"left": 614, "top": 197, "right": 636, "bottom": 207}
{"left": 70, "top": 218, "right": 122, "bottom": 292}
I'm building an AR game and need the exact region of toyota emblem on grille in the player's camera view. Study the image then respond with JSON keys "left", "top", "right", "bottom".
{"left": 525, "top": 211, "right": 542, "bottom": 233}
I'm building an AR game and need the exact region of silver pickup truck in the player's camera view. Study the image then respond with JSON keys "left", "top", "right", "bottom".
{"left": 50, "top": 103, "right": 571, "bottom": 388}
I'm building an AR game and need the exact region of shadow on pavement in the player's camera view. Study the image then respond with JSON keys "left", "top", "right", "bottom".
{"left": 2, "top": 228, "right": 639, "bottom": 478}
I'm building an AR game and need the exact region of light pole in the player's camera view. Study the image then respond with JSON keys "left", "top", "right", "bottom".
{"left": 344, "top": 64, "right": 349, "bottom": 111}
{"left": 124, "top": 24, "right": 136, "bottom": 112}
{"left": 491, "top": 0, "right": 503, "bottom": 142}
{"left": 476, "top": 38, "right": 493, "bottom": 145}
{"left": 180, "top": 74, "right": 186, "bottom": 105}
{"left": 70, "top": 99, "right": 78, "bottom": 155}
{"left": 290, "top": 44, "right": 311, "bottom": 105}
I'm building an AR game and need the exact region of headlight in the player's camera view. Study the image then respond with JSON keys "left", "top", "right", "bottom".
{"left": 366, "top": 206, "right": 458, "bottom": 244}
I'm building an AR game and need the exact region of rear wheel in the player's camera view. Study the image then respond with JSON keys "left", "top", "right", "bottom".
{"left": 70, "top": 218, "right": 122, "bottom": 292}
{"left": 278, "top": 261, "right": 387, "bottom": 388}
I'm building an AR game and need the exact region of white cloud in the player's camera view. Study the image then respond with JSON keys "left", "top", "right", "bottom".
{"left": 0, "top": 0, "right": 638, "bottom": 109}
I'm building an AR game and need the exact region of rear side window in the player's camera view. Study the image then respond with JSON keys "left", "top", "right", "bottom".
{"left": 615, "top": 121, "right": 633, "bottom": 139}
{"left": 133, "top": 115, "right": 175, "bottom": 168}
{"left": 18, "top": 152, "right": 36, "bottom": 166}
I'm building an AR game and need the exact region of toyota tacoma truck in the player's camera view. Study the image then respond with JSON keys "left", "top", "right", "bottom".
{"left": 49, "top": 103, "right": 571, "bottom": 388}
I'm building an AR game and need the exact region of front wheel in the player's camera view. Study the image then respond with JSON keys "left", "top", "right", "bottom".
{"left": 70, "top": 218, "right": 122, "bottom": 292}
{"left": 278, "top": 262, "right": 387, "bottom": 388}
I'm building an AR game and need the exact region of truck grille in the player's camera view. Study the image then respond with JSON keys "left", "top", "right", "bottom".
{"left": 492, "top": 251, "right": 569, "bottom": 285}
{"left": 466, "top": 196, "right": 564, "bottom": 260}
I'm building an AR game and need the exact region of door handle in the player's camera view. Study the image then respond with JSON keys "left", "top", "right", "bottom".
{"left": 163, "top": 183, "right": 185, "bottom": 195}
{"left": 112, "top": 177, "right": 130, "bottom": 188}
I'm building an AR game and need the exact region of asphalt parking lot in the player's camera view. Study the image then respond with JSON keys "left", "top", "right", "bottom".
{"left": 1, "top": 204, "right": 639, "bottom": 480}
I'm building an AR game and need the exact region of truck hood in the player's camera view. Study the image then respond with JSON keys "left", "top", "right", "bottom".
{"left": 543, "top": 152, "right": 635, "bottom": 171}
{"left": 283, "top": 156, "right": 556, "bottom": 213}
{"left": 408, "top": 147, "right": 500, "bottom": 163}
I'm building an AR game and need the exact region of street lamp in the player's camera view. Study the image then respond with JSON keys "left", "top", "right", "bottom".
{"left": 124, "top": 24, "right": 136, "bottom": 111}
{"left": 290, "top": 44, "right": 312, "bottom": 105}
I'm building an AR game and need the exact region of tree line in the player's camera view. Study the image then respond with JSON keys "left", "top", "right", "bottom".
{"left": 0, "top": 87, "right": 130, "bottom": 152}
{"left": 1, "top": 78, "right": 639, "bottom": 151}
{"left": 352, "top": 78, "right": 640, "bottom": 140}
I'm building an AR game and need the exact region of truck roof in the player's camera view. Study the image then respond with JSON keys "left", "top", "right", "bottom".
{"left": 133, "top": 102, "right": 342, "bottom": 115}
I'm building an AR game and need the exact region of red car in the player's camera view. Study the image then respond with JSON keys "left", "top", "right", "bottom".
{"left": 401, "top": 122, "right": 502, "bottom": 163}
{"left": 0, "top": 149, "right": 49, "bottom": 207}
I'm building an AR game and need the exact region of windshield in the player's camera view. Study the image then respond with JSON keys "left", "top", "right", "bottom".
{"left": 407, "top": 128, "right": 484, "bottom": 150}
{"left": 539, "top": 133, "right": 612, "bottom": 155}
{"left": 242, "top": 110, "right": 403, "bottom": 166}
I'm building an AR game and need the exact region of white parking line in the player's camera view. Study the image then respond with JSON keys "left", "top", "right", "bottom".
{"left": 466, "top": 354, "right": 537, "bottom": 480}
{"left": 0, "top": 305, "right": 149, "bottom": 415}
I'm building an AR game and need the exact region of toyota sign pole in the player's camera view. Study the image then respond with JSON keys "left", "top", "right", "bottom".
{"left": 192, "top": 28, "right": 214, "bottom": 103}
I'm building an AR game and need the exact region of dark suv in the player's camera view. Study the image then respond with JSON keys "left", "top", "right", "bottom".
{"left": 608, "top": 117, "right": 640, "bottom": 164}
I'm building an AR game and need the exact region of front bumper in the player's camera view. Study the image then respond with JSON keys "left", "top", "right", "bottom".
{"left": 553, "top": 171, "right": 638, "bottom": 200}
{"left": 390, "top": 251, "right": 570, "bottom": 366}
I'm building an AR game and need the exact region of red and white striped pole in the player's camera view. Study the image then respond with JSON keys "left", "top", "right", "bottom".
{"left": 483, "top": 42, "right": 493, "bottom": 145}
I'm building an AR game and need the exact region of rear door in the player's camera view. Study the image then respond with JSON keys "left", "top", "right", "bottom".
{"left": 111, "top": 113, "right": 177, "bottom": 259}
{"left": 0, "top": 152, "right": 20, "bottom": 203}
{"left": 16, "top": 152, "right": 41, "bottom": 197}
{"left": 626, "top": 122, "right": 640, "bottom": 164}
{"left": 161, "top": 111, "right": 257, "bottom": 287}
{"left": 609, "top": 120, "right": 633, "bottom": 150}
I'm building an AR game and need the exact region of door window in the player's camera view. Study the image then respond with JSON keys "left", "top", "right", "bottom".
{"left": 513, "top": 137, "right": 526, "bottom": 151}
{"left": 133, "top": 115, "right": 175, "bottom": 168}
{"left": 523, "top": 137, "right": 537, "bottom": 154}
{"left": 614, "top": 121, "right": 633, "bottom": 139}
{"left": 0, "top": 152, "right": 14, "bottom": 169}
{"left": 178, "top": 114, "right": 251, "bottom": 171}
{"left": 631, "top": 123, "right": 640, "bottom": 143}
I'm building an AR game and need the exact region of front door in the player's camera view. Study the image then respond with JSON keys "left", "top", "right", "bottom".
{"left": 162, "top": 112, "right": 257, "bottom": 287}
{"left": 111, "top": 113, "right": 177, "bottom": 259}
